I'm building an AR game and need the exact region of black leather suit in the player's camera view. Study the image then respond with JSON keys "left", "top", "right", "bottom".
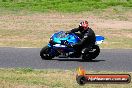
{"left": 69, "top": 27, "right": 96, "bottom": 54}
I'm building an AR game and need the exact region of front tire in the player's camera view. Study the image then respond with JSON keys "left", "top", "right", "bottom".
{"left": 40, "top": 46, "right": 53, "bottom": 60}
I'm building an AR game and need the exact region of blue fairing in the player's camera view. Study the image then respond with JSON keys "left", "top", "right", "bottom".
{"left": 51, "top": 31, "right": 80, "bottom": 44}
{"left": 50, "top": 31, "right": 105, "bottom": 45}
{"left": 96, "top": 35, "right": 105, "bottom": 44}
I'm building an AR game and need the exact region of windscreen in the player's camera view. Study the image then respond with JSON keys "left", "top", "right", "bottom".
{"left": 56, "top": 31, "right": 68, "bottom": 38}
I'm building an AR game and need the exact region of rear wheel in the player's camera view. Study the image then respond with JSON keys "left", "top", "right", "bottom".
{"left": 40, "top": 46, "right": 53, "bottom": 60}
{"left": 90, "top": 45, "right": 100, "bottom": 59}
{"left": 82, "top": 45, "right": 100, "bottom": 61}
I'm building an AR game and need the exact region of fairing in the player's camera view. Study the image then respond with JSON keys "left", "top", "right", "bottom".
{"left": 50, "top": 31, "right": 80, "bottom": 45}
{"left": 50, "top": 31, "right": 105, "bottom": 45}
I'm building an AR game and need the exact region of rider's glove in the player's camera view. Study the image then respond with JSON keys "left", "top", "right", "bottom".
{"left": 65, "top": 31, "right": 71, "bottom": 34}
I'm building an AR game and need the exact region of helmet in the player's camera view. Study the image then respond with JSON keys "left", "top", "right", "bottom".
{"left": 79, "top": 20, "right": 88, "bottom": 30}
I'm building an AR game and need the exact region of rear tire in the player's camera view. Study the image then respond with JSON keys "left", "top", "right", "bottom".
{"left": 82, "top": 45, "right": 100, "bottom": 61}
{"left": 40, "top": 46, "right": 53, "bottom": 60}
{"left": 82, "top": 49, "right": 92, "bottom": 61}
{"left": 90, "top": 45, "right": 100, "bottom": 59}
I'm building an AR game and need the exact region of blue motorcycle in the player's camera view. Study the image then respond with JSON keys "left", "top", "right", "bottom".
{"left": 40, "top": 31, "right": 104, "bottom": 61}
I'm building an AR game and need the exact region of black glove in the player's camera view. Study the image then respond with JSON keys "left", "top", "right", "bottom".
{"left": 65, "top": 31, "right": 71, "bottom": 34}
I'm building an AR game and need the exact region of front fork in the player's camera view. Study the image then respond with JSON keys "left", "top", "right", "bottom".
{"left": 47, "top": 43, "right": 60, "bottom": 57}
{"left": 47, "top": 43, "right": 52, "bottom": 47}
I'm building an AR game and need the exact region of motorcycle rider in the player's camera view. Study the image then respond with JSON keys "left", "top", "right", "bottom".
{"left": 66, "top": 20, "right": 96, "bottom": 57}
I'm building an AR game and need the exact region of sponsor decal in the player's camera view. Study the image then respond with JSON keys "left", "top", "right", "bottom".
{"left": 76, "top": 67, "right": 131, "bottom": 85}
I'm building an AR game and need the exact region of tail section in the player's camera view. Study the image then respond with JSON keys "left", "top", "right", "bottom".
{"left": 96, "top": 35, "right": 105, "bottom": 45}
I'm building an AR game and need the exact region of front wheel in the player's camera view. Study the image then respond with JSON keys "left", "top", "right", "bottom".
{"left": 40, "top": 46, "right": 53, "bottom": 60}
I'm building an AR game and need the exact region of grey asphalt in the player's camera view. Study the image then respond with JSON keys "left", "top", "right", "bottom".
{"left": 0, "top": 47, "right": 132, "bottom": 71}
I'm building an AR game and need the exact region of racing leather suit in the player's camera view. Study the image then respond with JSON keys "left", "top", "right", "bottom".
{"left": 68, "top": 27, "right": 96, "bottom": 53}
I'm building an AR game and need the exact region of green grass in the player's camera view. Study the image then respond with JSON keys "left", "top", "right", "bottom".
{"left": 0, "top": 17, "right": 132, "bottom": 48}
{"left": 0, "top": 0, "right": 131, "bottom": 48}
{"left": 0, "top": 0, "right": 131, "bottom": 13}
{"left": 0, "top": 68, "right": 132, "bottom": 88}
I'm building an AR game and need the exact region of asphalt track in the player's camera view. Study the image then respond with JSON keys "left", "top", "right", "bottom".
{"left": 0, "top": 47, "right": 132, "bottom": 71}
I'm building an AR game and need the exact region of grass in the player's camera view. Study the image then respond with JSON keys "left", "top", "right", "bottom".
{"left": 0, "top": 68, "right": 132, "bottom": 88}
{"left": 0, "top": 1, "right": 131, "bottom": 88}
{"left": 0, "top": 0, "right": 131, "bottom": 48}
{"left": 0, "top": 11, "right": 132, "bottom": 48}
{"left": 0, "top": 0, "right": 131, "bottom": 13}
{"left": 1, "top": 28, "right": 132, "bottom": 48}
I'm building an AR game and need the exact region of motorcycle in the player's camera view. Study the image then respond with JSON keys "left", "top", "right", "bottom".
{"left": 40, "top": 31, "right": 104, "bottom": 61}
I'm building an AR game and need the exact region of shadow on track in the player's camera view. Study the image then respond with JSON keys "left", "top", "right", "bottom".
{"left": 52, "top": 58, "right": 105, "bottom": 62}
